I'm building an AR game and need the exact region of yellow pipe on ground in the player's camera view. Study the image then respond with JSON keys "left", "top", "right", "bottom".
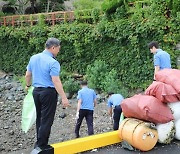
{"left": 51, "top": 131, "right": 121, "bottom": 154}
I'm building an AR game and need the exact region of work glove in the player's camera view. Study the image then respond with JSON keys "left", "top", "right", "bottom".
{"left": 76, "top": 112, "right": 79, "bottom": 120}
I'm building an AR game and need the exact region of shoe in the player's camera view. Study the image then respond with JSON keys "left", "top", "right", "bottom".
{"left": 30, "top": 147, "right": 42, "bottom": 154}
{"left": 75, "top": 134, "right": 80, "bottom": 138}
{"left": 34, "top": 142, "right": 38, "bottom": 148}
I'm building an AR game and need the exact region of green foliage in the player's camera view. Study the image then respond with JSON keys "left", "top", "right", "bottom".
{"left": 0, "top": 25, "right": 48, "bottom": 73}
{"left": 63, "top": 77, "right": 79, "bottom": 94}
{"left": 73, "top": 0, "right": 103, "bottom": 10}
{"left": 60, "top": 69, "right": 72, "bottom": 82}
{"left": 36, "top": 0, "right": 65, "bottom": 13}
{"left": 101, "top": 69, "right": 129, "bottom": 97}
{"left": 0, "top": 12, "right": 5, "bottom": 17}
{"left": 0, "top": 0, "right": 179, "bottom": 92}
{"left": 101, "top": 0, "right": 124, "bottom": 15}
{"left": 86, "top": 60, "right": 108, "bottom": 92}
{"left": 38, "top": 14, "right": 45, "bottom": 26}
{"left": 75, "top": 9, "right": 93, "bottom": 23}
{"left": 167, "top": 0, "right": 180, "bottom": 17}
{"left": 113, "top": 4, "right": 127, "bottom": 19}
{"left": 75, "top": 8, "right": 101, "bottom": 23}
{"left": 85, "top": 60, "right": 128, "bottom": 96}
{"left": 60, "top": 69, "right": 79, "bottom": 94}
{"left": 91, "top": 8, "right": 101, "bottom": 23}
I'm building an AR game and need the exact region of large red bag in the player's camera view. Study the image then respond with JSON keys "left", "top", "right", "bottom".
{"left": 155, "top": 69, "right": 180, "bottom": 93}
{"left": 145, "top": 81, "right": 179, "bottom": 103}
{"left": 121, "top": 94, "right": 174, "bottom": 124}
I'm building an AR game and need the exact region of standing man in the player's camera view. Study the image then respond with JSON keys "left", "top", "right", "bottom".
{"left": 25, "top": 38, "right": 70, "bottom": 150}
{"left": 107, "top": 92, "right": 124, "bottom": 130}
{"left": 75, "top": 80, "right": 97, "bottom": 138}
{"left": 148, "top": 41, "right": 171, "bottom": 80}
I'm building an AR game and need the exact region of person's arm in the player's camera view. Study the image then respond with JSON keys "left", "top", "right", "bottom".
{"left": 75, "top": 99, "right": 82, "bottom": 119}
{"left": 52, "top": 76, "right": 69, "bottom": 107}
{"left": 94, "top": 99, "right": 97, "bottom": 107}
{"left": 25, "top": 71, "right": 32, "bottom": 90}
{"left": 108, "top": 107, "right": 113, "bottom": 117}
{"left": 77, "top": 99, "right": 82, "bottom": 112}
{"left": 154, "top": 65, "right": 160, "bottom": 80}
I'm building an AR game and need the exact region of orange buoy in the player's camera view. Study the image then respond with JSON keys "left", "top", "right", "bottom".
{"left": 118, "top": 118, "right": 158, "bottom": 151}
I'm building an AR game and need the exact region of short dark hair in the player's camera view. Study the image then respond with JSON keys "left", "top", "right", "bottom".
{"left": 45, "top": 38, "right": 61, "bottom": 49}
{"left": 107, "top": 92, "right": 114, "bottom": 97}
{"left": 80, "top": 80, "right": 88, "bottom": 86}
{"left": 148, "top": 41, "right": 159, "bottom": 49}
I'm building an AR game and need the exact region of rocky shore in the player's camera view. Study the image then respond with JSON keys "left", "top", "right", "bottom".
{"left": 0, "top": 71, "right": 113, "bottom": 154}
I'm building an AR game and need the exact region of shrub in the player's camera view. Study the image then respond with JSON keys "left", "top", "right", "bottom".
{"left": 63, "top": 77, "right": 79, "bottom": 95}
{"left": 73, "top": 0, "right": 103, "bottom": 10}
{"left": 101, "top": 0, "right": 124, "bottom": 15}
{"left": 102, "top": 69, "right": 128, "bottom": 97}
{"left": 86, "top": 60, "right": 108, "bottom": 92}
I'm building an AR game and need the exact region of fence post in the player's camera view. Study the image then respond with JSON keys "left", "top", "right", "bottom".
{"left": 3, "top": 17, "right": 6, "bottom": 26}
{"left": 12, "top": 16, "right": 15, "bottom": 27}
{"left": 1, "top": 11, "right": 75, "bottom": 27}
{"left": 52, "top": 13, "right": 55, "bottom": 26}
{"left": 29, "top": 14, "right": 34, "bottom": 26}
{"left": 64, "top": 12, "right": 67, "bottom": 22}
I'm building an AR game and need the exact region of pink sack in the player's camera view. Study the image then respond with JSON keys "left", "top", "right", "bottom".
{"left": 121, "top": 94, "right": 174, "bottom": 124}
{"left": 155, "top": 69, "right": 180, "bottom": 93}
{"left": 145, "top": 81, "right": 179, "bottom": 103}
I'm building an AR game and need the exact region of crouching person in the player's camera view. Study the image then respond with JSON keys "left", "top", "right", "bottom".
{"left": 107, "top": 92, "right": 124, "bottom": 130}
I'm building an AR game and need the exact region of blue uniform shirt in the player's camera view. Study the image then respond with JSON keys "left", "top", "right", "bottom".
{"left": 108, "top": 94, "right": 124, "bottom": 108}
{"left": 26, "top": 50, "right": 60, "bottom": 88}
{"left": 154, "top": 49, "right": 171, "bottom": 70}
{"left": 77, "top": 87, "right": 97, "bottom": 111}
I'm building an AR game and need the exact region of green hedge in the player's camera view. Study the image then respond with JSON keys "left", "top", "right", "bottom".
{"left": 0, "top": 1, "right": 179, "bottom": 90}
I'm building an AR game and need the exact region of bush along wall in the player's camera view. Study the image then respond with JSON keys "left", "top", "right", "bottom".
{"left": 0, "top": 1, "right": 179, "bottom": 90}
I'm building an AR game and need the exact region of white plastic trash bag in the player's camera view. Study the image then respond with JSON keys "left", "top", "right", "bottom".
{"left": 168, "top": 102, "right": 180, "bottom": 120}
{"left": 21, "top": 87, "right": 36, "bottom": 133}
{"left": 156, "top": 120, "right": 175, "bottom": 144}
{"left": 175, "top": 119, "right": 180, "bottom": 140}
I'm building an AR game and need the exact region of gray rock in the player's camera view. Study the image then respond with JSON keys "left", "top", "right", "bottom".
{"left": 9, "top": 130, "right": 15, "bottom": 135}
{"left": 5, "top": 83, "right": 13, "bottom": 90}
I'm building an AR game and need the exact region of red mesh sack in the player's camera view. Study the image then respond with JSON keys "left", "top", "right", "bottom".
{"left": 121, "top": 94, "right": 174, "bottom": 124}
{"left": 155, "top": 69, "right": 180, "bottom": 93}
{"left": 145, "top": 81, "right": 179, "bottom": 103}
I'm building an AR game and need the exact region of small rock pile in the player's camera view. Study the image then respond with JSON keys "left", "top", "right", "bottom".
{"left": 0, "top": 73, "right": 35, "bottom": 153}
{"left": 0, "top": 74, "right": 25, "bottom": 101}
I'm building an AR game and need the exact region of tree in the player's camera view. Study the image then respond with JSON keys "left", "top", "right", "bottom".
{"left": 39, "top": 0, "right": 65, "bottom": 12}
{"left": 3, "top": 0, "right": 66, "bottom": 14}
{"left": 3, "top": 0, "right": 34, "bottom": 14}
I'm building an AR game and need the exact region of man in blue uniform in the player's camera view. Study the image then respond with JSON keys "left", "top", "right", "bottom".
{"left": 75, "top": 80, "right": 97, "bottom": 138}
{"left": 107, "top": 92, "right": 124, "bottom": 130}
{"left": 148, "top": 41, "right": 171, "bottom": 80}
{"left": 25, "top": 38, "right": 70, "bottom": 150}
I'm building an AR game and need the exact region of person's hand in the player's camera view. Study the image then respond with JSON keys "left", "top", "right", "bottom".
{"left": 109, "top": 116, "right": 113, "bottom": 124}
{"left": 25, "top": 85, "right": 31, "bottom": 92}
{"left": 61, "top": 97, "right": 70, "bottom": 108}
{"left": 109, "top": 116, "right": 113, "bottom": 121}
{"left": 76, "top": 112, "right": 79, "bottom": 120}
